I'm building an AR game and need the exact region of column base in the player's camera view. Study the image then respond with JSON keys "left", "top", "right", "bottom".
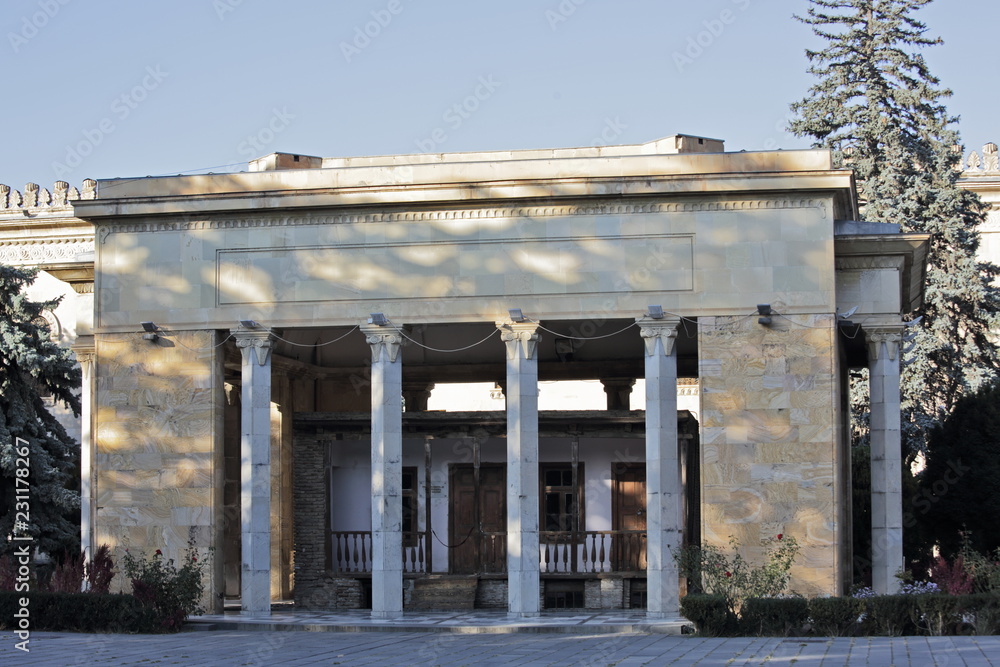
{"left": 645, "top": 611, "right": 686, "bottom": 622}
{"left": 371, "top": 610, "right": 403, "bottom": 620}
{"left": 507, "top": 611, "right": 541, "bottom": 620}
{"left": 240, "top": 609, "right": 271, "bottom": 618}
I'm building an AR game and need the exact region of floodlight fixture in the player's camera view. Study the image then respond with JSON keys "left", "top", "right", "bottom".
{"left": 368, "top": 313, "right": 389, "bottom": 326}
{"left": 837, "top": 306, "right": 859, "bottom": 319}
{"left": 239, "top": 319, "right": 259, "bottom": 329}
{"left": 904, "top": 316, "right": 923, "bottom": 327}
{"left": 140, "top": 321, "right": 159, "bottom": 342}
{"left": 757, "top": 304, "right": 772, "bottom": 326}
{"left": 647, "top": 305, "right": 664, "bottom": 320}
{"left": 508, "top": 308, "right": 526, "bottom": 323}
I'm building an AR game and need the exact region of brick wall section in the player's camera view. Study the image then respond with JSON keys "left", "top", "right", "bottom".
{"left": 293, "top": 434, "right": 368, "bottom": 609}
{"left": 475, "top": 579, "right": 508, "bottom": 610}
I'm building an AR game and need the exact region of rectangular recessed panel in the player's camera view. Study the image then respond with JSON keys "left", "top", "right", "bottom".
{"left": 217, "top": 234, "right": 693, "bottom": 305}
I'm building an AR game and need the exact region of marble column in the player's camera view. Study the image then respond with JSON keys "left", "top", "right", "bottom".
{"left": 498, "top": 320, "right": 541, "bottom": 617}
{"left": 601, "top": 377, "right": 636, "bottom": 411}
{"left": 866, "top": 325, "right": 904, "bottom": 594}
{"left": 402, "top": 381, "right": 435, "bottom": 412}
{"left": 72, "top": 341, "right": 95, "bottom": 585}
{"left": 638, "top": 317, "right": 682, "bottom": 619}
{"left": 362, "top": 324, "right": 404, "bottom": 619}
{"left": 232, "top": 328, "right": 275, "bottom": 616}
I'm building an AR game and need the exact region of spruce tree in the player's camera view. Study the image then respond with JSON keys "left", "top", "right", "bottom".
{"left": 789, "top": 0, "right": 1000, "bottom": 456}
{"left": 0, "top": 264, "right": 81, "bottom": 556}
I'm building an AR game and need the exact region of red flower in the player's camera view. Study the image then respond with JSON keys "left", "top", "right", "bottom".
{"left": 192, "top": 556, "right": 197, "bottom": 562}
{"left": 155, "top": 549, "right": 162, "bottom": 556}
{"left": 777, "top": 534, "right": 783, "bottom": 540}
{"left": 725, "top": 571, "right": 732, "bottom": 578}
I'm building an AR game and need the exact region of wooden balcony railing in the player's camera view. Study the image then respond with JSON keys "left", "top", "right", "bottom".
{"left": 539, "top": 530, "right": 647, "bottom": 574}
{"left": 329, "top": 531, "right": 428, "bottom": 574}
{"left": 328, "top": 530, "right": 646, "bottom": 575}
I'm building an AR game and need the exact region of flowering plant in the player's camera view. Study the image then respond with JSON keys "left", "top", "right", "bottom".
{"left": 673, "top": 534, "right": 800, "bottom": 613}
{"left": 121, "top": 546, "right": 206, "bottom": 631}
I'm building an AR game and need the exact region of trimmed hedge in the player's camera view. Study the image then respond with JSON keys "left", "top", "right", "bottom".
{"left": 962, "top": 593, "right": 1000, "bottom": 636}
{"left": 863, "top": 595, "right": 919, "bottom": 636}
{"left": 808, "top": 596, "right": 862, "bottom": 636}
{"left": 0, "top": 592, "right": 161, "bottom": 633}
{"left": 740, "top": 597, "right": 809, "bottom": 636}
{"left": 681, "top": 593, "right": 1000, "bottom": 637}
{"left": 679, "top": 594, "right": 738, "bottom": 636}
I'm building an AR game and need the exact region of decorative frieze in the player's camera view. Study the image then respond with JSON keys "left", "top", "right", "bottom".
{"left": 0, "top": 238, "right": 94, "bottom": 266}
{"left": 93, "top": 197, "right": 830, "bottom": 237}
{"left": 0, "top": 179, "right": 96, "bottom": 210}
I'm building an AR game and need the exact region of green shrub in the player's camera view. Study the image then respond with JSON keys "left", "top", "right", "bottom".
{"left": 0, "top": 592, "right": 159, "bottom": 633}
{"left": 680, "top": 594, "right": 738, "bottom": 636}
{"left": 122, "top": 547, "right": 205, "bottom": 632}
{"left": 915, "top": 594, "right": 964, "bottom": 636}
{"left": 864, "top": 595, "right": 919, "bottom": 636}
{"left": 674, "top": 534, "right": 800, "bottom": 614}
{"left": 959, "top": 593, "right": 1000, "bottom": 635}
{"left": 740, "top": 596, "right": 809, "bottom": 636}
{"left": 808, "top": 596, "right": 862, "bottom": 636}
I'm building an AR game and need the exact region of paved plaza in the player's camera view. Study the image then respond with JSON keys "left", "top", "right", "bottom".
{"left": 3, "top": 630, "right": 999, "bottom": 666}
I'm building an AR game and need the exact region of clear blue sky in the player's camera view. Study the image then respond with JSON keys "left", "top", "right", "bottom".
{"left": 1, "top": 0, "right": 997, "bottom": 189}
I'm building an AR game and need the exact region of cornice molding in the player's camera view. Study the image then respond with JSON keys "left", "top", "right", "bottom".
{"left": 94, "top": 198, "right": 830, "bottom": 239}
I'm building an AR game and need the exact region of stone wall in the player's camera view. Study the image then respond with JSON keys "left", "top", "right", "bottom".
{"left": 94, "top": 330, "right": 224, "bottom": 611}
{"left": 698, "top": 314, "right": 842, "bottom": 597}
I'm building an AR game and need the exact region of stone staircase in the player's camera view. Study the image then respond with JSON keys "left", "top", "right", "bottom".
{"left": 407, "top": 575, "right": 479, "bottom": 610}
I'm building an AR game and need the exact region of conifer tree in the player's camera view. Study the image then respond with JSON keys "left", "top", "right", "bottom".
{"left": 789, "top": 0, "right": 1000, "bottom": 455}
{"left": 0, "top": 264, "right": 81, "bottom": 556}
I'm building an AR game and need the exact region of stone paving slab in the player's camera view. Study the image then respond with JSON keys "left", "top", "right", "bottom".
{"left": 188, "top": 609, "right": 688, "bottom": 635}
{"left": 3, "top": 631, "right": 1000, "bottom": 666}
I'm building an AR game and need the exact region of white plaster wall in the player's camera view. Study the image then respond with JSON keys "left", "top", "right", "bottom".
{"left": 24, "top": 270, "right": 90, "bottom": 448}
{"left": 327, "top": 435, "right": 645, "bottom": 573}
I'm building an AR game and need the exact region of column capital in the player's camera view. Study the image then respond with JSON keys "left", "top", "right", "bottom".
{"left": 865, "top": 324, "right": 905, "bottom": 362}
{"left": 402, "top": 381, "right": 435, "bottom": 412}
{"left": 497, "top": 321, "right": 540, "bottom": 361}
{"left": 361, "top": 324, "right": 403, "bottom": 363}
{"left": 71, "top": 335, "right": 96, "bottom": 365}
{"left": 637, "top": 317, "right": 681, "bottom": 357}
{"left": 232, "top": 329, "right": 275, "bottom": 366}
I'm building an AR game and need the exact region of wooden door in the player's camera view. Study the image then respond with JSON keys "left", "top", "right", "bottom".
{"left": 612, "top": 464, "right": 647, "bottom": 571}
{"left": 449, "top": 464, "right": 506, "bottom": 574}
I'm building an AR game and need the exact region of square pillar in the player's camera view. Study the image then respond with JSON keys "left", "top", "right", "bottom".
{"left": 638, "top": 317, "right": 682, "bottom": 619}
{"left": 232, "top": 329, "right": 275, "bottom": 616}
{"left": 866, "top": 325, "right": 904, "bottom": 594}
{"left": 72, "top": 341, "right": 95, "bottom": 583}
{"left": 362, "top": 325, "right": 404, "bottom": 619}
{"left": 498, "top": 321, "right": 541, "bottom": 617}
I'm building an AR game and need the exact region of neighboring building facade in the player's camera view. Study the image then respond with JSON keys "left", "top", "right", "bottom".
{"left": 960, "top": 142, "right": 1000, "bottom": 279}
{"left": 1, "top": 135, "right": 928, "bottom": 619}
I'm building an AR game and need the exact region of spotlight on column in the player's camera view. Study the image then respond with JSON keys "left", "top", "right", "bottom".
{"left": 368, "top": 313, "right": 389, "bottom": 326}
{"left": 647, "top": 305, "right": 664, "bottom": 320}
{"left": 903, "top": 316, "right": 923, "bottom": 327}
{"left": 508, "top": 308, "right": 526, "bottom": 323}
{"left": 238, "top": 319, "right": 259, "bottom": 329}
{"left": 757, "top": 304, "right": 772, "bottom": 326}
{"left": 140, "top": 321, "right": 159, "bottom": 342}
